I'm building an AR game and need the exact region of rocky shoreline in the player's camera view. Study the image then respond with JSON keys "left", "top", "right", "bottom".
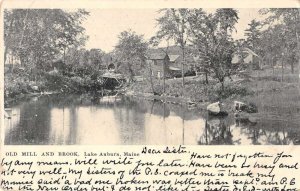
{"left": 5, "top": 87, "right": 260, "bottom": 124}
{"left": 124, "top": 90, "right": 260, "bottom": 123}
{"left": 124, "top": 91, "right": 259, "bottom": 119}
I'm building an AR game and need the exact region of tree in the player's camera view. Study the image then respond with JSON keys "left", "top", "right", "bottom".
{"left": 89, "top": 49, "right": 105, "bottom": 70}
{"left": 185, "top": 9, "right": 209, "bottom": 83}
{"left": 65, "top": 47, "right": 81, "bottom": 71}
{"left": 259, "top": 24, "right": 288, "bottom": 75}
{"left": 64, "top": 48, "right": 105, "bottom": 74}
{"left": 114, "top": 30, "right": 148, "bottom": 81}
{"left": 154, "top": 8, "right": 190, "bottom": 95}
{"left": 260, "top": 8, "right": 300, "bottom": 73}
{"left": 187, "top": 8, "right": 239, "bottom": 91}
{"left": 4, "top": 9, "right": 89, "bottom": 73}
{"left": 245, "top": 19, "right": 261, "bottom": 53}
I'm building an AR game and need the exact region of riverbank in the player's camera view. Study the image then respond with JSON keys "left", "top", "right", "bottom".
{"left": 126, "top": 75, "right": 253, "bottom": 110}
{"left": 4, "top": 74, "right": 300, "bottom": 144}
{"left": 4, "top": 67, "right": 106, "bottom": 102}
{"left": 5, "top": 66, "right": 300, "bottom": 126}
{"left": 126, "top": 71, "right": 300, "bottom": 125}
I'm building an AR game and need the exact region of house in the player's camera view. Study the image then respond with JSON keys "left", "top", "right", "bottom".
{"left": 232, "top": 48, "right": 261, "bottom": 70}
{"left": 146, "top": 52, "right": 196, "bottom": 79}
{"left": 146, "top": 52, "right": 193, "bottom": 79}
{"left": 146, "top": 53, "right": 170, "bottom": 79}
{"left": 167, "top": 54, "right": 183, "bottom": 77}
{"left": 146, "top": 46, "right": 196, "bottom": 78}
{"left": 169, "top": 55, "right": 180, "bottom": 64}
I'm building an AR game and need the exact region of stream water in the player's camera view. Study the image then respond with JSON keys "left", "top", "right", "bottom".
{"left": 4, "top": 94, "right": 300, "bottom": 145}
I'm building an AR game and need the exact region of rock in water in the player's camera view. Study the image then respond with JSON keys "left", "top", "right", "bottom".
{"left": 32, "top": 86, "right": 39, "bottom": 91}
{"left": 234, "top": 101, "right": 258, "bottom": 113}
{"left": 207, "top": 102, "right": 220, "bottom": 114}
{"left": 207, "top": 102, "right": 228, "bottom": 116}
{"left": 248, "top": 116, "right": 258, "bottom": 123}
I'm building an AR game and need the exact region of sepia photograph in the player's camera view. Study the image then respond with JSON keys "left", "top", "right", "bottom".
{"left": 3, "top": 8, "right": 300, "bottom": 145}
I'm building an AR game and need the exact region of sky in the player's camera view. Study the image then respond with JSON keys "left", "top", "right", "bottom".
{"left": 82, "top": 9, "right": 262, "bottom": 53}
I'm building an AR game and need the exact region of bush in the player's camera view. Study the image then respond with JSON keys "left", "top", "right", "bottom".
{"left": 45, "top": 72, "right": 92, "bottom": 92}
{"left": 70, "top": 76, "right": 85, "bottom": 90}
{"left": 208, "top": 83, "right": 254, "bottom": 100}
{"left": 4, "top": 74, "right": 31, "bottom": 98}
{"left": 45, "top": 72, "right": 70, "bottom": 91}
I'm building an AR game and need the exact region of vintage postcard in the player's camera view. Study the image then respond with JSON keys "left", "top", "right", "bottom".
{"left": 2, "top": 1, "right": 300, "bottom": 146}
{"left": 0, "top": 0, "right": 299, "bottom": 190}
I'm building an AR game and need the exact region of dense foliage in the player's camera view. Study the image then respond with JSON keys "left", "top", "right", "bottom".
{"left": 257, "top": 9, "right": 299, "bottom": 73}
{"left": 187, "top": 8, "right": 239, "bottom": 90}
{"left": 114, "top": 30, "right": 149, "bottom": 80}
{"left": 4, "top": 9, "right": 89, "bottom": 71}
{"left": 4, "top": 9, "right": 92, "bottom": 98}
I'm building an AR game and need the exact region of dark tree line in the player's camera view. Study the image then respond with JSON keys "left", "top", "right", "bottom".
{"left": 4, "top": 9, "right": 89, "bottom": 72}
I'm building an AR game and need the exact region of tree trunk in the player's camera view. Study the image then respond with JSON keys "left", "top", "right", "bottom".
{"left": 281, "top": 56, "right": 284, "bottom": 82}
{"left": 296, "top": 30, "right": 300, "bottom": 78}
{"left": 4, "top": 13, "right": 15, "bottom": 65}
{"left": 126, "top": 59, "right": 134, "bottom": 82}
{"left": 272, "top": 57, "right": 275, "bottom": 77}
{"left": 4, "top": 45, "right": 8, "bottom": 65}
{"left": 294, "top": 9, "right": 300, "bottom": 78}
{"left": 148, "top": 62, "right": 154, "bottom": 94}
{"left": 20, "top": 56, "right": 26, "bottom": 67}
{"left": 63, "top": 48, "right": 66, "bottom": 64}
{"left": 220, "top": 80, "right": 225, "bottom": 98}
{"left": 163, "top": 59, "right": 166, "bottom": 95}
{"left": 205, "top": 71, "right": 208, "bottom": 84}
{"left": 221, "top": 81, "right": 224, "bottom": 92}
{"left": 181, "top": 47, "right": 185, "bottom": 96}
{"left": 19, "top": 9, "right": 29, "bottom": 51}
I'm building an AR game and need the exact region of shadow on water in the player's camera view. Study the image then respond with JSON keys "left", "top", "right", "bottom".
{"left": 4, "top": 94, "right": 300, "bottom": 145}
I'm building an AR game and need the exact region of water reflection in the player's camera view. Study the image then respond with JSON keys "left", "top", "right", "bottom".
{"left": 4, "top": 94, "right": 300, "bottom": 145}
{"left": 198, "top": 117, "right": 234, "bottom": 145}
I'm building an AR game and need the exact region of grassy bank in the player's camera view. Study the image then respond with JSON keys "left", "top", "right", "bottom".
{"left": 5, "top": 65, "right": 300, "bottom": 124}
{"left": 128, "top": 75, "right": 254, "bottom": 104}
{"left": 128, "top": 68, "right": 300, "bottom": 123}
